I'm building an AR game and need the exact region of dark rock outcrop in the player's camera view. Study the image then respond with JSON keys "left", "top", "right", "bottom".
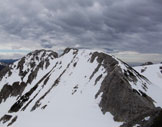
{"left": 8, "top": 116, "right": 18, "bottom": 126}
{"left": 0, "top": 82, "right": 26, "bottom": 104}
{"left": 121, "top": 107, "right": 162, "bottom": 127}
{"left": 150, "top": 109, "right": 162, "bottom": 127}
{"left": 141, "top": 62, "right": 153, "bottom": 66}
{"left": 91, "top": 52, "right": 155, "bottom": 122}
{"left": 0, "top": 115, "right": 12, "bottom": 124}
{"left": 0, "top": 50, "right": 58, "bottom": 106}
{"left": 0, "top": 62, "right": 8, "bottom": 72}
{"left": 0, "top": 65, "right": 6, "bottom": 72}
{"left": 0, "top": 49, "right": 161, "bottom": 127}
{"left": 0, "top": 66, "right": 10, "bottom": 80}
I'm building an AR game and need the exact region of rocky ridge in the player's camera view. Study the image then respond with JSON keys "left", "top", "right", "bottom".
{"left": 0, "top": 48, "right": 161, "bottom": 127}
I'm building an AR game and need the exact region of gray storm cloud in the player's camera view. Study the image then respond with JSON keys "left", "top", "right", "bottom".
{"left": 0, "top": 0, "right": 162, "bottom": 54}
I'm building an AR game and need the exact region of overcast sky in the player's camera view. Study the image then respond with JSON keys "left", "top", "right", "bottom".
{"left": 0, "top": 0, "right": 162, "bottom": 64}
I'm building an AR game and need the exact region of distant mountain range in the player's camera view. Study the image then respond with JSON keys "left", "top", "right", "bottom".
{"left": 0, "top": 59, "right": 18, "bottom": 65}
{"left": 0, "top": 48, "right": 161, "bottom": 127}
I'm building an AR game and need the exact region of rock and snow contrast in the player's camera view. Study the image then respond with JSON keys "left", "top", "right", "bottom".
{"left": 0, "top": 48, "right": 161, "bottom": 127}
{"left": 134, "top": 64, "right": 162, "bottom": 90}
{"left": 134, "top": 64, "right": 162, "bottom": 106}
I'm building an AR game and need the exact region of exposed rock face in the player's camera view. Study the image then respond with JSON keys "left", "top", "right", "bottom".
{"left": 0, "top": 65, "right": 6, "bottom": 72}
{"left": 0, "top": 49, "right": 58, "bottom": 105}
{"left": 0, "top": 82, "right": 26, "bottom": 104}
{"left": 141, "top": 62, "right": 154, "bottom": 66}
{"left": 0, "top": 48, "right": 161, "bottom": 127}
{"left": 150, "top": 109, "right": 162, "bottom": 127}
{"left": 0, "top": 62, "right": 8, "bottom": 70}
{"left": 121, "top": 107, "right": 162, "bottom": 127}
{"left": 91, "top": 52, "right": 155, "bottom": 122}
{"left": 0, "top": 115, "right": 12, "bottom": 124}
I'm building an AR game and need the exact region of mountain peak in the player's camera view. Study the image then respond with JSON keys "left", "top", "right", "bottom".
{"left": 0, "top": 48, "right": 161, "bottom": 127}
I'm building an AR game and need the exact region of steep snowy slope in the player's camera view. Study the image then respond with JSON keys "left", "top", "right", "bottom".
{"left": 134, "top": 64, "right": 162, "bottom": 107}
{"left": 0, "top": 48, "right": 161, "bottom": 127}
{"left": 134, "top": 64, "right": 162, "bottom": 89}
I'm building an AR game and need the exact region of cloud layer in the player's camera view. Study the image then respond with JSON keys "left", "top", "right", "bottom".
{"left": 0, "top": 0, "right": 162, "bottom": 61}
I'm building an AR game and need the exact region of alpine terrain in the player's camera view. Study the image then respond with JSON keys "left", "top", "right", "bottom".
{"left": 0, "top": 48, "right": 161, "bottom": 127}
{"left": 134, "top": 63, "right": 162, "bottom": 90}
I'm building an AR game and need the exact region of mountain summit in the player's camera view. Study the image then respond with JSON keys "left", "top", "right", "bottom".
{"left": 0, "top": 48, "right": 161, "bottom": 127}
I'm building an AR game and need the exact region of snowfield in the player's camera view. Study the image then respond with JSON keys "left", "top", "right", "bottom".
{"left": 134, "top": 64, "right": 162, "bottom": 107}
{"left": 0, "top": 49, "right": 122, "bottom": 127}
{"left": 0, "top": 49, "right": 162, "bottom": 127}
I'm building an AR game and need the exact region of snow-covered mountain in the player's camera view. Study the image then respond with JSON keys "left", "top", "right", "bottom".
{"left": 134, "top": 64, "right": 162, "bottom": 89}
{"left": 134, "top": 64, "right": 162, "bottom": 106}
{"left": 0, "top": 48, "right": 161, "bottom": 127}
